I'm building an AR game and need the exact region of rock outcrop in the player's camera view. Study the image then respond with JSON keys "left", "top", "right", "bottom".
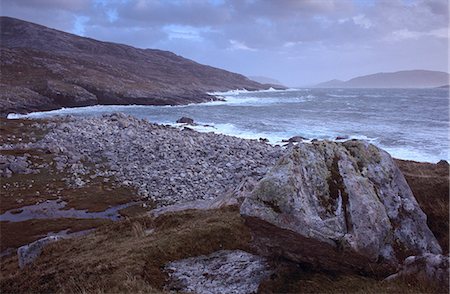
{"left": 240, "top": 140, "right": 441, "bottom": 275}
{"left": 165, "top": 250, "right": 272, "bottom": 294}
{"left": 386, "top": 254, "right": 449, "bottom": 290}
{"left": 18, "top": 236, "right": 61, "bottom": 269}
{"left": 0, "top": 17, "right": 271, "bottom": 116}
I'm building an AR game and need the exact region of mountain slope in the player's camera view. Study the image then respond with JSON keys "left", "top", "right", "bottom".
{"left": 314, "top": 70, "right": 450, "bottom": 88}
{"left": 0, "top": 17, "right": 267, "bottom": 115}
{"left": 314, "top": 79, "right": 344, "bottom": 88}
{"left": 248, "top": 76, "right": 285, "bottom": 87}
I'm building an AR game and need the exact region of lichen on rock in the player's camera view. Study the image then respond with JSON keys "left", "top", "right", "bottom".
{"left": 240, "top": 140, "right": 441, "bottom": 275}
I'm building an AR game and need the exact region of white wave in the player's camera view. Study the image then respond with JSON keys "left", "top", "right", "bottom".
{"left": 7, "top": 104, "right": 155, "bottom": 119}
{"left": 197, "top": 95, "right": 315, "bottom": 107}
{"left": 208, "top": 87, "right": 297, "bottom": 97}
{"left": 364, "top": 94, "right": 383, "bottom": 98}
{"left": 327, "top": 94, "right": 359, "bottom": 98}
{"left": 382, "top": 146, "right": 449, "bottom": 163}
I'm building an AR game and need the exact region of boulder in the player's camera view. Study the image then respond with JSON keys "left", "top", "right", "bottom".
{"left": 176, "top": 117, "right": 194, "bottom": 124}
{"left": 8, "top": 158, "right": 28, "bottom": 174}
{"left": 18, "top": 236, "right": 62, "bottom": 269}
{"left": 386, "top": 254, "right": 449, "bottom": 290}
{"left": 165, "top": 250, "right": 272, "bottom": 294}
{"left": 240, "top": 140, "right": 441, "bottom": 275}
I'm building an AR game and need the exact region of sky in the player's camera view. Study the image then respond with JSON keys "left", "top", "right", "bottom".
{"left": 1, "top": 0, "right": 449, "bottom": 86}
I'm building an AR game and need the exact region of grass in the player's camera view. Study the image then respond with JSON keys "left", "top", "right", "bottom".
{"left": 1, "top": 207, "right": 443, "bottom": 293}
{"left": 0, "top": 218, "right": 110, "bottom": 251}
{"left": 396, "top": 159, "right": 449, "bottom": 253}
{"left": 0, "top": 207, "right": 251, "bottom": 293}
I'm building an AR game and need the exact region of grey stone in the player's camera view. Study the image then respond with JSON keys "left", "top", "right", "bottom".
{"left": 240, "top": 140, "right": 441, "bottom": 275}
{"left": 18, "top": 236, "right": 62, "bottom": 269}
{"left": 386, "top": 254, "right": 449, "bottom": 290}
{"left": 8, "top": 159, "right": 28, "bottom": 173}
{"left": 165, "top": 250, "right": 272, "bottom": 294}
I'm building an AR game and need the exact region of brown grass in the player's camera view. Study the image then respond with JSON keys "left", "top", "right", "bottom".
{"left": 396, "top": 159, "right": 449, "bottom": 253}
{"left": 0, "top": 207, "right": 251, "bottom": 293}
{"left": 0, "top": 218, "right": 110, "bottom": 251}
{"left": 258, "top": 259, "right": 442, "bottom": 294}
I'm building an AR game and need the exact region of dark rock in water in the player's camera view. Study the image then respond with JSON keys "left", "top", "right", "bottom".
{"left": 176, "top": 117, "right": 194, "bottom": 124}
{"left": 165, "top": 250, "right": 272, "bottom": 294}
{"left": 335, "top": 135, "right": 349, "bottom": 140}
{"left": 259, "top": 138, "right": 269, "bottom": 143}
{"left": 282, "top": 136, "right": 307, "bottom": 143}
{"left": 386, "top": 254, "right": 449, "bottom": 290}
{"left": 240, "top": 140, "right": 441, "bottom": 275}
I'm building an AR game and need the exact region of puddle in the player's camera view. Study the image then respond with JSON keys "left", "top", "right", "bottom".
{"left": 0, "top": 199, "right": 140, "bottom": 222}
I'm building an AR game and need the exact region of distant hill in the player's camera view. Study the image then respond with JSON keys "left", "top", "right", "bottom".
{"left": 248, "top": 76, "right": 285, "bottom": 87}
{"left": 0, "top": 17, "right": 267, "bottom": 115}
{"left": 315, "top": 70, "right": 450, "bottom": 88}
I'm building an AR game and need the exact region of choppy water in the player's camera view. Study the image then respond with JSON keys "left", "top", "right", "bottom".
{"left": 9, "top": 88, "right": 449, "bottom": 163}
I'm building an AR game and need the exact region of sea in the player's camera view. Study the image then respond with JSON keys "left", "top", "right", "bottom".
{"left": 8, "top": 88, "right": 449, "bottom": 163}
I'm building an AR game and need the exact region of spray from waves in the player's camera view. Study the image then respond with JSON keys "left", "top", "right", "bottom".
{"left": 7, "top": 105, "right": 158, "bottom": 119}
{"left": 208, "top": 87, "right": 299, "bottom": 97}
{"left": 197, "top": 95, "right": 315, "bottom": 107}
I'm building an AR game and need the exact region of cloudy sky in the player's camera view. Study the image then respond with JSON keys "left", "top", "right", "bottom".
{"left": 2, "top": 0, "right": 448, "bottom": 86}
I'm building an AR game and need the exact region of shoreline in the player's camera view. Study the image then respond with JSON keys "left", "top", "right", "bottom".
{"left": 7, "top": 106, "right": 447, "bottom": 165}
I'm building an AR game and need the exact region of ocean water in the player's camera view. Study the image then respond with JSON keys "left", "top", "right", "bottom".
{"left": 9, "top": 88, "right": 449, "bottom": 163}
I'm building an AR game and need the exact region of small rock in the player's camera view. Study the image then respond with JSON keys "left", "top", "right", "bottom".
{"left": 282, "top": 135, "right": 307, "bottom": 143}
{"left": 386, "top": 254, "right": 449, "bottom": 290}
{"left": 176, "top": 117, "right": 194, "bottom": 124}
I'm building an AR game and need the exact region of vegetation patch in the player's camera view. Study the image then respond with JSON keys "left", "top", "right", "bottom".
{"left": 0, "top": 207, "right": 251, "bottom": 293}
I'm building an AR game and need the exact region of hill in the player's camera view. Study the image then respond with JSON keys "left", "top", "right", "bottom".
{"left": 248, "top": 76, "right": 285, "bottom": 87}
{"left": 0, "top": 17, "right": 267, "bottom": 115}
{"left": 315, "top": 70, "right": 450, "bottom": 88}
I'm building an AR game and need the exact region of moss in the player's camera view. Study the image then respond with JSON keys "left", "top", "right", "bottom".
{"left": 252, "top": 179, "right": 293, "bottom": 214}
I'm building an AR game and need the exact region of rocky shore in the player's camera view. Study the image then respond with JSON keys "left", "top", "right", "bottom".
{"left": 1, "top": 114, "right": 448, "bottom": 293}
{"left": 1, "top": 113, "right": 284, "bottom": 206}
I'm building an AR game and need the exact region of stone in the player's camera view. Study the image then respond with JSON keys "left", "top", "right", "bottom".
{"left": 176, "top": 117, "right": 194, "bottom": 124}
{"left": 282, "top": 135, "right": 307, "bottom": 143}
{"left": 8, "top": 159, "right": 28, "bottom": 174}
{"left": 240, "top": 140, "right": 441, "bottom": 275}
{"left": 165, "top": 250, "right": 272, "bottom": 294}
{"left": 28, "top": 114, "right": 282, "bottom": 206}
{"left": 335, "top": 135, "right": 349, "bottom": 140}
{"left": 18, "top": 236, "right": 62, "bottom": 269}
{"left": 386, "top": 254, "right": 449, "bottom": 290}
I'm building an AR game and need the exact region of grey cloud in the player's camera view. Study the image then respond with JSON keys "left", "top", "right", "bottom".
{"left": 1, "top": 0, "right": 448, "bottom": 86}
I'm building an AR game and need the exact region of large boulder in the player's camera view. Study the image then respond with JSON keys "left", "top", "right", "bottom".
{"left": 240, "top": 140, "right": 441, "bottom": 275}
